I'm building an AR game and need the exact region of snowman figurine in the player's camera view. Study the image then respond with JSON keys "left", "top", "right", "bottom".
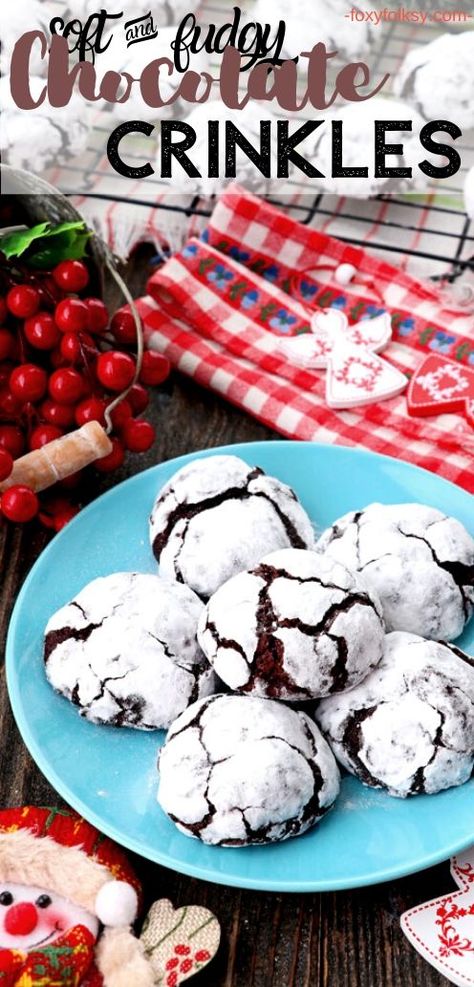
{"left": 0, "top": 807, "right": 219, "bottom": 987}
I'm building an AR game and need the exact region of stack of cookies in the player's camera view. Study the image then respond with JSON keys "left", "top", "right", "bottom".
{"left": 44, "top": 454, "right": 474, "bottom": 848}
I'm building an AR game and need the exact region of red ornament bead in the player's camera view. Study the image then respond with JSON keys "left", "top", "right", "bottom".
{"left": 0, "top": 297, "right": 7, "bottom": 324}
{"left": 122, "top": 419, "right": 155, "bottom": 453}
{"left": 84, "top": 297, "right": 109, "bottom": 335}
{"left": 96, "top": 351, "right": 135, "bottom": 392}
{"left": 39, "top": 399, "right": 76, "bottom": 428}
{"left": 0, "top": 447, "right": 13, "bottom": 482}
{"left": 0, "top": 330, "right": 14, "bottom": 361}
{"left": 49, "top": 368, "right": 84, "bottom": 405}
{"left": 180, "top": 960, "right": 193, "bottom": 975}
{"left": 24, "top": 312, "right": 60, "bottom": 351}
{"left": 59, "top": 331, "right": 96, "bottom": 363}
{"left": 29, "top": 424, "right": 63, "bottom": 450}
{"left": 0, "top": 388, "right": 23, "bottom": 421}
{"left": 59, "top": 332, "right": 81, "bottom": 363}
{"left": 128, "top": 383, "right": 149, "bottom": 415}
{"left": 49, "top": 347, "right": 67, "bottom": 369}
{"left": 10, "top": 363, "right": 48, "bottom": 403}
{"left": 7, "top": 285, "right": 40, "bottom": 319}
{"left": 109, "top": 398, "right": 132, "bottom": 430}
{"left": 110, "top": 309, "right": 137, "bottom": 346}
{"left": 55, "top": 298, "right": 90, "bottom": 333}
{"left": 54, "top": 505, "right": 79, "bottom": 531}
{"left": 53, "top": 259, "right": 90, "bottom": 293}
{"left": 0, "top": 425, "right": 24, "bottom": 458}
{"left": 75, "top": 396, "right": 106, "bottom": 427}
{"left": 40, "top": 398, "right": 76, "bottom": 428}
{"left": 38, "top": 276, "right": 62, "bottom": 305}
{"left": 139, "top": 351, "right": 170, "bottom": 387}
{"left": 58, "top": 470, "right": 83, "bottom": 490}
{"left": 1, "top": 484, "right": 39, "bottom": 523}
{"left": 95, "top": 437, "right": 125, "bottom": 473}
{"left": 40, "top": 493, "right": 75, "bottom": 520}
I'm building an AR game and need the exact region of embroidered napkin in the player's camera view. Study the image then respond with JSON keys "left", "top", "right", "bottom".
{"left": 135, "top": 186, "right": 474, "bottom": 492}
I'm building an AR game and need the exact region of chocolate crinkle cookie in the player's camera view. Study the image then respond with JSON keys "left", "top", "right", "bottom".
{"left": 198, "top": 548, "right": 385, "bottom": 700}
{"left": 158, "top": 694, "right": 340, "bottom": 845}
{"left": 251, "top": 0, "right": 375, "bottom": 60}
{"left": 317, "top": 632, "right": 474, "bottom": 798}
{"left": 394, "top": 32, "right": 474, "bottom": 130}
{"left": 149, "top": 455, "right": 315, "bottom": 599}
{"left": 44, "top": 572, "right": 217, "bottom": 730}
{"left": 317, "top": 503, "right": 474, "bottom": 641}
{"left": 305, "top": 98, "right": 427, "bottom": 198}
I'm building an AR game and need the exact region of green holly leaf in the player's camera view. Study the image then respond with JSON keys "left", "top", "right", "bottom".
{"left": 29, "top": 230, "right": 91, "bottom": 269}
{"left": 0, "top": 223, "right": 50, "bottom": 258}
{"left": 0, "top": 221, "right": 91, "bottom": 268}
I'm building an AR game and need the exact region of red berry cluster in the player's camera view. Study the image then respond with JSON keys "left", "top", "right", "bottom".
{"left": 0, "top": 258, "right": 170, "bottom": 527}
{"left": 164, "top": 944, "right": 212, "bottom": 986}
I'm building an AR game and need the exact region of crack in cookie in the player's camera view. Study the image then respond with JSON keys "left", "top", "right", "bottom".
{"left": 198, "top": 549, "right": 385, "bottom": 701}
{"left": 149, "top": 455, "right": 315, "bottom": 599}
{"left": 158, "top": 695, "right": 340, "bottom": 846}
{"left": 44, "top": 572, "right": 216, "bottom": 731}
{"left": 317, "top": 503, "right": 474, "bottom": 640}
{"left": 317, "top": 631, "right": 474, "bottom": 798}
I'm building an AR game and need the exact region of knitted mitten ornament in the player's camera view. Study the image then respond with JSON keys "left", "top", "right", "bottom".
{"left": 0, "top": 807, "right": 220, "bottom": 987}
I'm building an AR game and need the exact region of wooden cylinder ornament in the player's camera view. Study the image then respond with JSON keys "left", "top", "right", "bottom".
{"left": 0, "top": 422, "right": 113, "bottom": 494}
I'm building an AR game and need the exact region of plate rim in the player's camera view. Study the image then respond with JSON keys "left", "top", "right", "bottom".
{"left": 6, "top": 440, "right": 474, "bottom": 893}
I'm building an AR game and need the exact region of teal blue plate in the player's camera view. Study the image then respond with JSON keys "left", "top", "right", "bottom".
{"left": 6, "top": 442, "right": 474, "bottom": 891}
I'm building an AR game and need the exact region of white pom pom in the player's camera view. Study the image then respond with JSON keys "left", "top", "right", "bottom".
{"left": 335, "top": 263, "right": 357, "bottom": 286}
{"left": 95, "top": 881, "right": 138, "bottom": 927}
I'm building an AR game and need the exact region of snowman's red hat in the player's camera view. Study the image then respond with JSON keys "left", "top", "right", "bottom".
{"left": 0, "top": 806, "right": 155, "bottom": 987}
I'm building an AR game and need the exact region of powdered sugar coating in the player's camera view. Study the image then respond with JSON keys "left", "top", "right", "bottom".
{"left": 198, "top": 548, "right": 385, "bottom": 700}
{"left": 95, "top": 26, "right": 209, "bottom": 124}
{"left": 167, "top": 100, "right": 281, "bottom": 196}
{"left": 44, "top": 572, "right": 216, "bottom": 730}
{"left": 0, "top": 0, "right": 52, "bottom": 76}
{"left": 251, "top": 0, "right": 375, "bottom": 59}
{"left": 73, "top": 0, "right": 199, "bottom": 22}
{"left": 158, "top": 694, "right": 340, "bottom": 845}
{"left": 150, "top": 456, "right": 315, "bottom": 599}
{"left": 317, "top": 503, "right": 474, "bottom": 640}
{"left": 317, "top": 631, "right": 474, "bottom": 798}
{"left": 304, "top": 98, "right": 427, "bottom": 198}
{"left": 0, "top": 77, "right": 90, "bottom": 173}
{"left": 394, "top": 32, "right": 474, "bottom": 129}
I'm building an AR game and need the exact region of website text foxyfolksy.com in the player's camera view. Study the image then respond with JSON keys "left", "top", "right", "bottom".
{"left": 346, "top": 6, "right": 472, "bottom": 23}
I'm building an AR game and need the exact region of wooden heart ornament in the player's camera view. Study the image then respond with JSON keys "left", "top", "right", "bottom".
{"left": 327, "top": 340, "right": 407, "bottom": 409}
{"left": 401, "top": 846, "right": 474, "bottom": 987}
{"left": 408, "top": 354, "right": 474, "bottom": 426}
{"left": 279, "top": 310, "right": 393, "bottom": 371}
{"left": 140, "top": 899, "right": 220, "bottom": 985}
{"left": 278, "top": 308, "right": 406, "bottom": 409}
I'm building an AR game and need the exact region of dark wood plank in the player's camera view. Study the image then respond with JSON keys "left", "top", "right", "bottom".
{"left": 0, "top": 248, "right": 451, "bottom": 986}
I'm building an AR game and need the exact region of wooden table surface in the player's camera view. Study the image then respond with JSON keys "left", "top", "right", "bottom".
{"left": 0, "top": 249, "right": 452, "bottom": 987}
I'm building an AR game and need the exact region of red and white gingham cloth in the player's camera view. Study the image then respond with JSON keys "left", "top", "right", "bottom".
{"left": 135, "top": 185, "right": 474, "bottom": 492}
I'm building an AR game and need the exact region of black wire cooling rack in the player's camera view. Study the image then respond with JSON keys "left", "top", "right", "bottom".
{"left": 54, "top": 9, "right": 474, "bottom": 283}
